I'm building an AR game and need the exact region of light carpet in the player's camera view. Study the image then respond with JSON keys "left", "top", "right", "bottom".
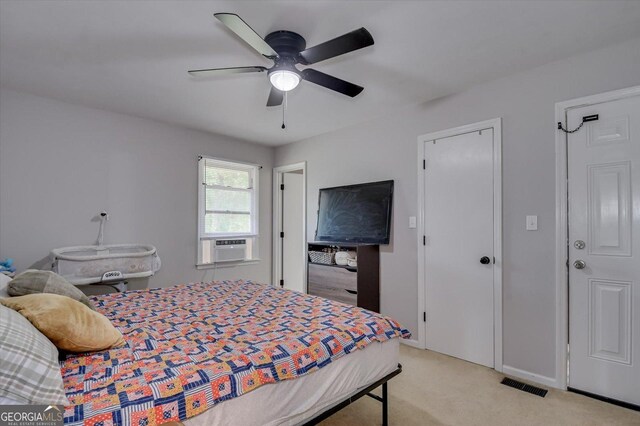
{"left": 320, "top": 344, "right": 639, "bottom": 426}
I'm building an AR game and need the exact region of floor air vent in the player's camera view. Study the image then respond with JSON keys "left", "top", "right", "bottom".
{"left": 501, "top": 377, "right": 548, "bottom": 398}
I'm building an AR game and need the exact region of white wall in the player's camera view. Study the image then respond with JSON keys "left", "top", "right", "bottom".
{"left": 0, "top": 89, "right": 273, "bottom": 289}
{"left": 275, "top": 37, "right": 640, "bottom": 382}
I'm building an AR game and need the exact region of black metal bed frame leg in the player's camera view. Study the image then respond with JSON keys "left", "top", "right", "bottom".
{"left": 382, "top": 382, "right": 388, "bottom": 426}
{"left": 301, "top": 364, "right": 401, "bottom": 426}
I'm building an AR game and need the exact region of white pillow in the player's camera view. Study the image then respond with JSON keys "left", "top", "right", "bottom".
{"left": 0, "top": 273, "right": 11, "bottom": 298}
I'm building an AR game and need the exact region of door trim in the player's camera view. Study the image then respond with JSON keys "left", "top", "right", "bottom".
{"left": 272, "top": 162, "right": 307, "bottom": 291}
{"left": 554, "top": 85, "right": 640, "bottom": 390}
{"left": 417, "top": 118, "right": 502, "bottom": 371}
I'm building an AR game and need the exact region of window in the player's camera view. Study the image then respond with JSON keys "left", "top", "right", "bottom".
{"left": 197, "top": 157, "right": 259, "bottom": 266}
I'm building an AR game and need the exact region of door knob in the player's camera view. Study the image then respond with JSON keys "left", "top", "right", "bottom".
{"left": 573, "top": 260, "right": 586, "bottom": 269}
{"left": 480, "top": 256, "right": 491, "bottom": 265}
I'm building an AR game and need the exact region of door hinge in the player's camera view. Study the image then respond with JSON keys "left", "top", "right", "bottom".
{"left": 280, "top": 184, "right": 284, "bottom": 190}
{"left": 280, "top": 232, "right": 284, "bottom": 238}
{"left": 423, "top": 235, "right": 426, "bottom": 246}
{"left": 279, "top": 279, "right": 284, "bottom": 287}
{"left": 423, "top": 312, "right": 427, "bottom": 322}
{"left": 423, "top": 159, "right": 426, "bottom": 170}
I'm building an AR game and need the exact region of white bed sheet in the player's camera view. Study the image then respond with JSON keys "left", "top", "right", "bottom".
{"left": 184, "top": 338, "right": 400, "bottom": 426}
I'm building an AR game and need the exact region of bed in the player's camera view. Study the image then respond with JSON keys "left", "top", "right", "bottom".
{"left": 60, "top": 280, "right": 410, "bottom": 425}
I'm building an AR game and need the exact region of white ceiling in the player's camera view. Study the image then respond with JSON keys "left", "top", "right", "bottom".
{"left": 2, "top": 1, "right": 640, "bottom": 146}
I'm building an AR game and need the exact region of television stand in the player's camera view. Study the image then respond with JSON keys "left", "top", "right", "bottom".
{"left": 307, "top": 242, "right": 380, "bottom": 312}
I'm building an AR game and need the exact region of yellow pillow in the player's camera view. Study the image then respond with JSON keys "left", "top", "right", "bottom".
{"left": 0, "top": 294, "right": 124, "bottom": 352}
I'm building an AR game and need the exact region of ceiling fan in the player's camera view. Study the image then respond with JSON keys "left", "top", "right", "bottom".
{"left": 188, "top": 13, "right": 374, "bottom": 107}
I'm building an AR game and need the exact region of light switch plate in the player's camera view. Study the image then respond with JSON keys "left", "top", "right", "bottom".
{"left": 409, "top": 216, "right": 417, "bottom": 229}
{"left": 526, "top": 215, "right": 538, "bottom": 231}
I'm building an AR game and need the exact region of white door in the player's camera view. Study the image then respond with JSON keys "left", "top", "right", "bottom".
{"left": 424, "top": 129, "right": 495, "bottom": 367}
{"left": 282, "top": 171, "right": 305, "bottom": 293}
{"left": 568, "top": 94, "right": 640, "bottom": 405}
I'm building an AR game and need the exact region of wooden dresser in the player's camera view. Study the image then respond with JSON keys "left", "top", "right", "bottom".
{"left": 307, "top": 242, "right": 380, "bottom": 312}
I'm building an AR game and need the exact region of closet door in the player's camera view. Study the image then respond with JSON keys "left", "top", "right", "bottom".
{"left": 423, "top": 129, "right": 495, "bottom": 368}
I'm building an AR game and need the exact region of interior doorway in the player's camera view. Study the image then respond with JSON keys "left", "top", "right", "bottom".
{"left": 273, "top": 162, "right": 307, "bottom": 293}
{"left": 417, "top": 118, "right": 503, "bottom": 370}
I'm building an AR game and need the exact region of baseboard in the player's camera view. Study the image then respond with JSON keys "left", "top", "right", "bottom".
{"left": 502, "top": 365, "right": 559, "bottom": 389}
{"left": 400, "top": 338, "right": 423, "bottom": 349}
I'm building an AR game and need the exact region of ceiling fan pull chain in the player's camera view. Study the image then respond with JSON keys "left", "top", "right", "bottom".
{"left": 282, "top": 91, "right": 287, "bottom": 129}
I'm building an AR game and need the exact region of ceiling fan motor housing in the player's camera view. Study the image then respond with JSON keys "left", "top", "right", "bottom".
{"left": 265, "top": 31, "right": 307, "bottom": 59}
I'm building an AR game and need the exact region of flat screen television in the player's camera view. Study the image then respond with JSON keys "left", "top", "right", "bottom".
{"left": 315, "top": 180, "right": 394, "bottom": 244}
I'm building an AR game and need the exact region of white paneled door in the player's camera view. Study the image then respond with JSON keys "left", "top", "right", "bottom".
{"left": 568, "top": 94, "right": 640, "bottom": 405}
{"left": 423, "top": 129, "right": 495, "bottom": 368}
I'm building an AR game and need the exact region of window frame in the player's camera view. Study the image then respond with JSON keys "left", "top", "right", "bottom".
{"left": 197, "top": 156, "right": 259, "bottom": 264}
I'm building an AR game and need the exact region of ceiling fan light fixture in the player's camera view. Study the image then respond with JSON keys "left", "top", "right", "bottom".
{"left": 269, "top": 69, "right": 300, "bottom": 92}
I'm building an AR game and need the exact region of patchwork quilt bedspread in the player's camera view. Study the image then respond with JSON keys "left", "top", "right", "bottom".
{"left": 60, "top": 280, "right": 410, "bottom": 425}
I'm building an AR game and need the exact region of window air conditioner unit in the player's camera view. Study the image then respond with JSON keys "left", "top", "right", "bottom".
{"left": 213, "top": 239, "right": 247, "bottom": 262}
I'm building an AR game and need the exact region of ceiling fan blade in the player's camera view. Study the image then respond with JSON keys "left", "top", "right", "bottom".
{"left": 299, "top": 28, "right": 373, "bottom": 65}
{"left": 266, "top": 87, "right": 284, "bottom": 107}
{"left": 188, "top": 66, "right": 267, "bottom": 77}
{"left": 214, "top": 13, "right": 279, "bottom": 59}
{"left": 301, "top": 69, "right": 364, "bottom": 97}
